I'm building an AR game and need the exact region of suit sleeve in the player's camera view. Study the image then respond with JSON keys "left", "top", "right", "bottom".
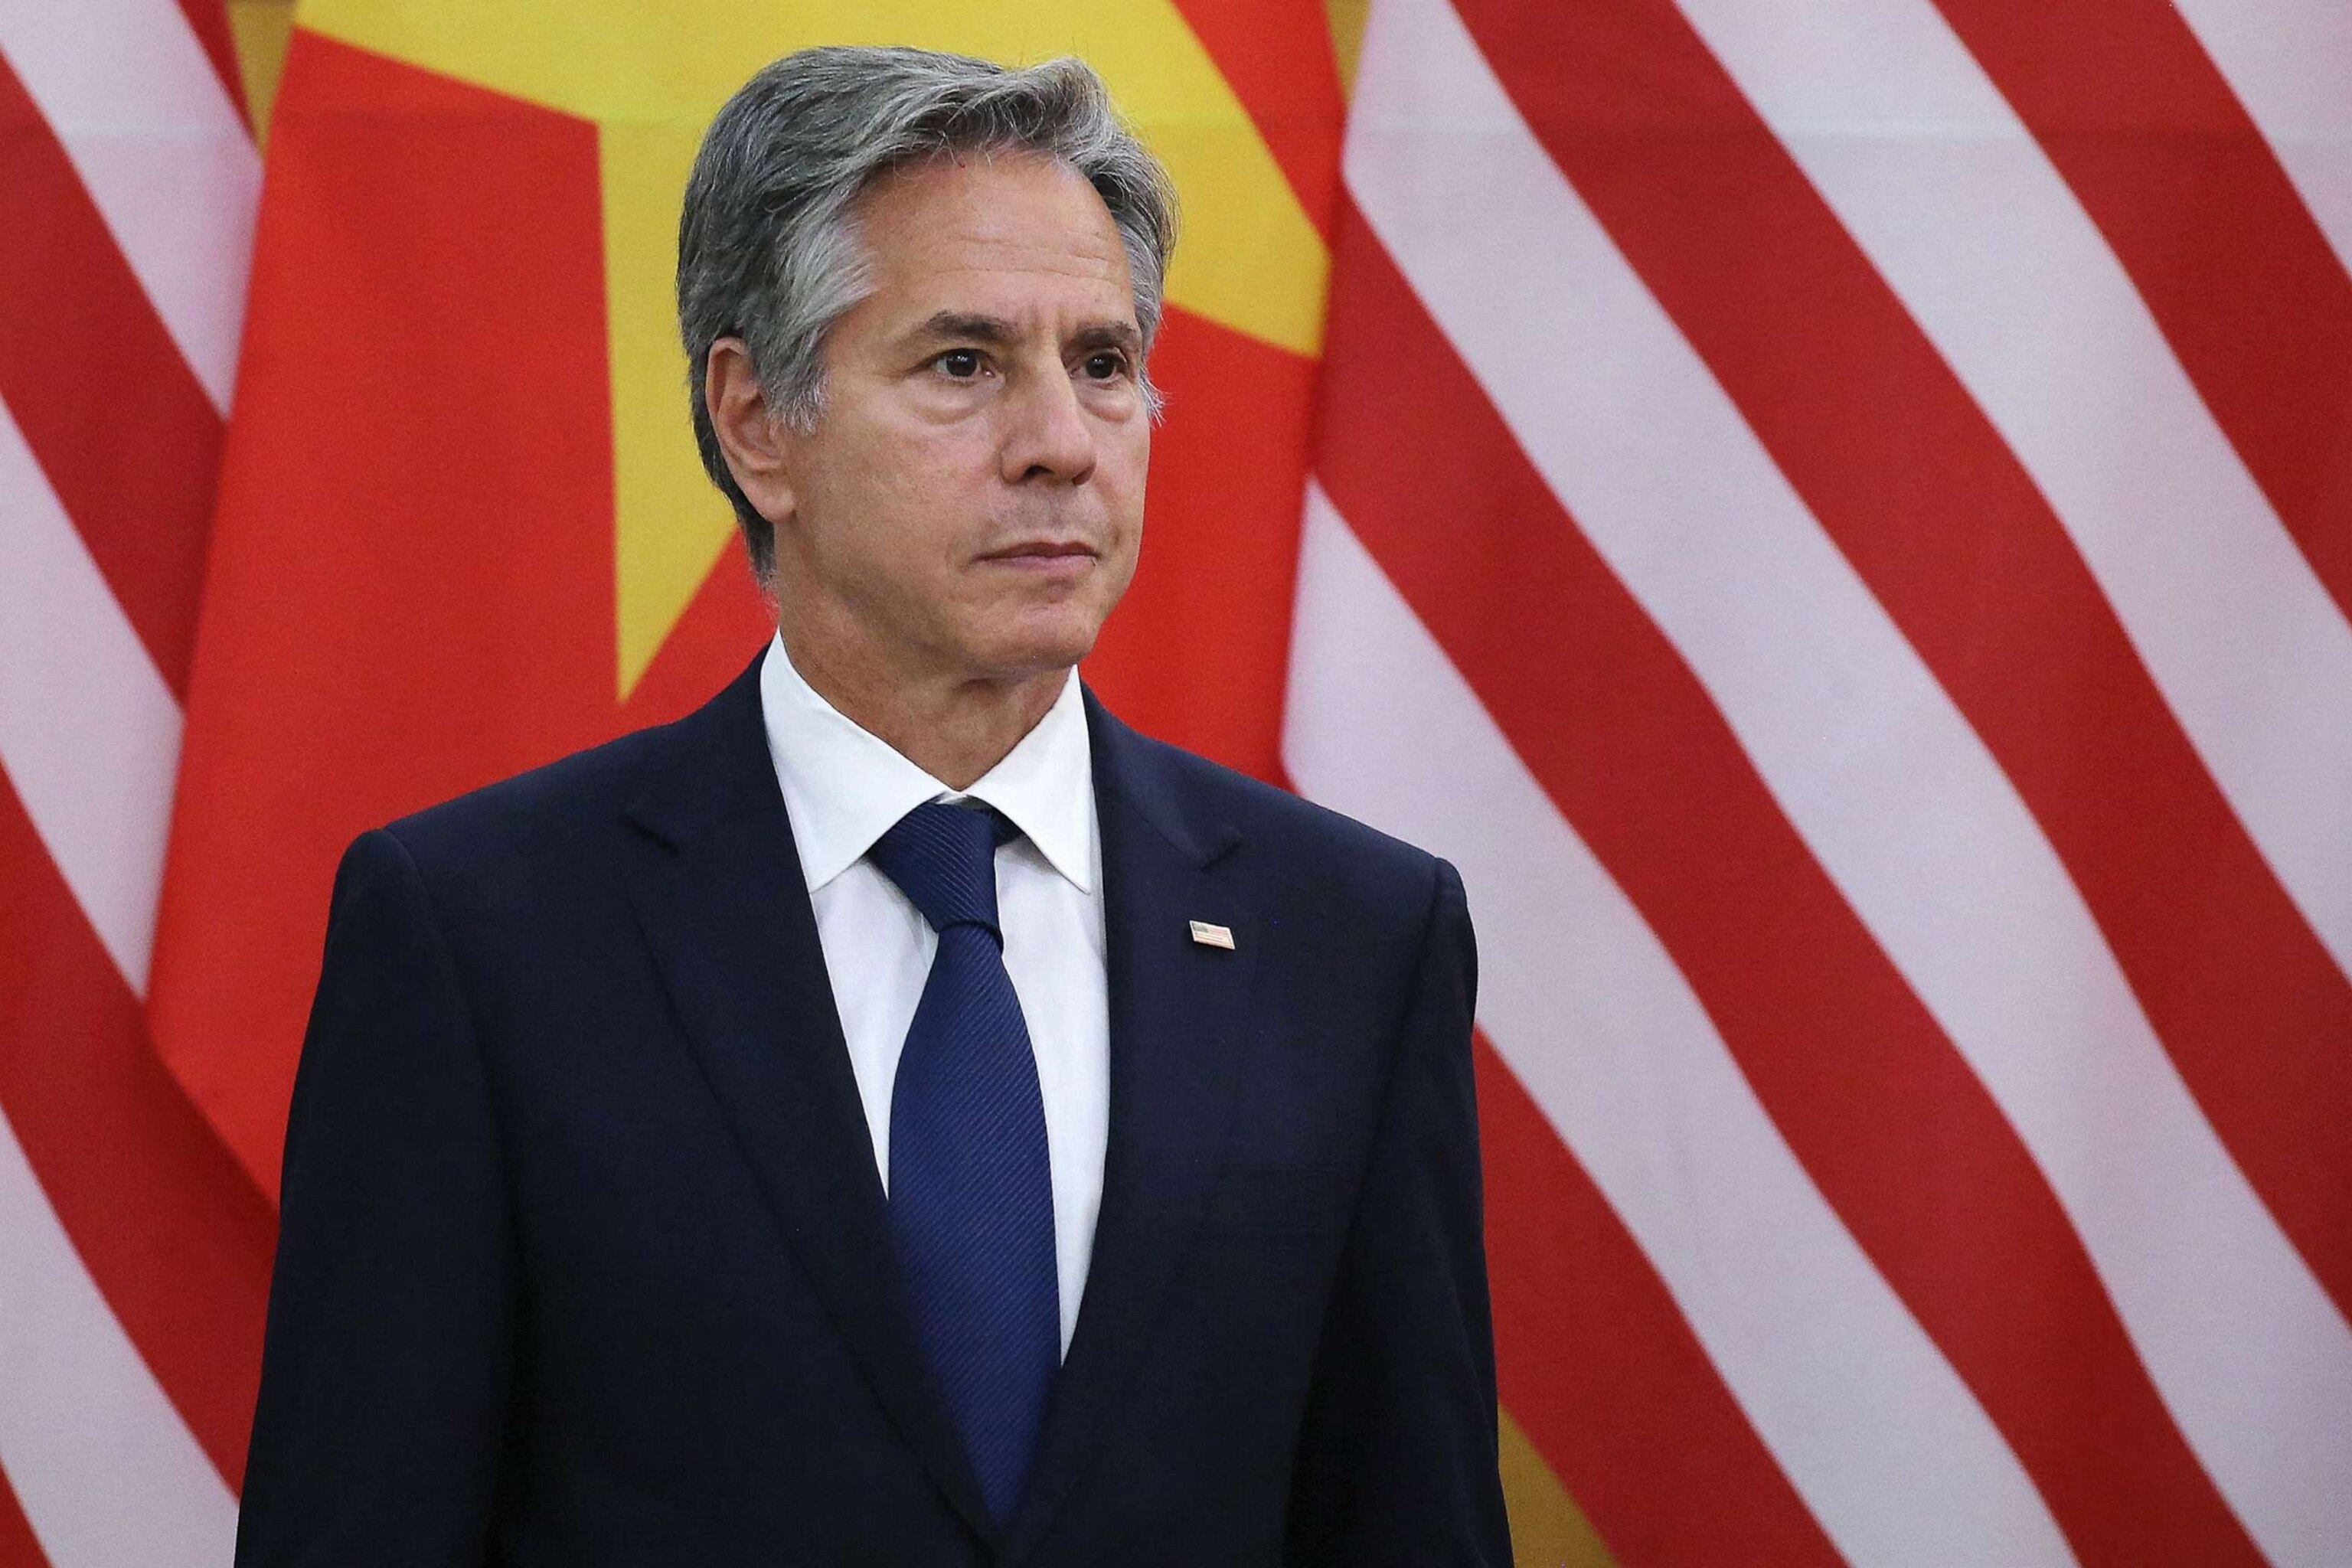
{"left": 235, "top": 828, "right": 516, "bottom": 1566}
{"left": 1286, "top": 859, "right": 1514, "bottom": 1566}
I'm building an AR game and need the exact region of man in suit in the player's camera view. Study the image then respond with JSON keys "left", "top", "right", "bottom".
{"left": 237, "top": 45, "right": 1511, "bottom": 1566}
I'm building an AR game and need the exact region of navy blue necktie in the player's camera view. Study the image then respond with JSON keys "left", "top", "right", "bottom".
{"left": 867, "top": 802, "right": 1059, "bottom": 1523}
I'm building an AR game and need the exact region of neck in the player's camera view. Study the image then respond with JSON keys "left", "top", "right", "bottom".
{"left": 777, "top": 619, "right": 1067, "bottom": 792}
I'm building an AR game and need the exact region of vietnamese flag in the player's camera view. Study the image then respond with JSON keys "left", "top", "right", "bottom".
{"left": 148, "top": 0, "right": 1344, "bottom": 1203}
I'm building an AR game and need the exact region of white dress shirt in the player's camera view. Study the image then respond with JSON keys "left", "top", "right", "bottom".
{"left": 758, "top": 634, "right": 1108, "bottom": 1354}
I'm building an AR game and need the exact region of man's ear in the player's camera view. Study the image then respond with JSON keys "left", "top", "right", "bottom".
{"left": 705, "top": 338, "right": 797, "bottom": 523}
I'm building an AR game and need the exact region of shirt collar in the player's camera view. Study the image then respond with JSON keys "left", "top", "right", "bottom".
{"left": 757, "top": 632, "right": 1096, "bottom": 895}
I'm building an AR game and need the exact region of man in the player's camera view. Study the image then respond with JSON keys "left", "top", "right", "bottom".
{"left": 237, "top": 46, "right": 1510, "bottom": 1566}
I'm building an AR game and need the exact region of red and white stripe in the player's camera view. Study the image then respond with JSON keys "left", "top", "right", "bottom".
{"left": 2174, "top": 0, "right": 2352, "bottom": 276}
{"left": 0, "top": 0, "right": 255, "bottom": 413}
{"left": 0, "top": 2, "right": 269, "bottom": 1562}
{"left": 1288, "top": 0, "right": 2352, "bottom": 1562}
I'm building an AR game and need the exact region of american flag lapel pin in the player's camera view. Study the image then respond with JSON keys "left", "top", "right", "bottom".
{"left": 1188, "top": 920, "right": 1236, "bottom": 950}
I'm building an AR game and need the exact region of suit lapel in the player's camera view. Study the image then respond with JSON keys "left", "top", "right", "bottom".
{"left": 620, "top": 654, "right": 994, "bottom": 1541}
{"left": 1000, "top": 695, "right": 1260, "bottom": 1564}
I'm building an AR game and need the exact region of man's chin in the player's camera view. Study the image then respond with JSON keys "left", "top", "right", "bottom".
{"left": 965, "top": 619, "right": 1105, "bottom": 688}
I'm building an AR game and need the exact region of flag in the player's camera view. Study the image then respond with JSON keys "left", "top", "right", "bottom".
{"left": 87, "top": 0, "right": 2352, "bottom": 1560}
{"left": 0, "top": 0, "right": 275, "bottom": 1559}
{"left": 1285, "top": 0, "right": 2352, "bottom": 1563}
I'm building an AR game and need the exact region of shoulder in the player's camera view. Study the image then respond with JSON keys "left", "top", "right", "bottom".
{"left": 366, "top": 655, "right": 766, "bottom": 899}
{"left": 380, "top": 722, "right": 674, "bottom": 869}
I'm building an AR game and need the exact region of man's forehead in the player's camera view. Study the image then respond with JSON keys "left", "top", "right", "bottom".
{"left": 851, "top": 156, "right": 1139, "bottom": 340}
{"left": 858, "top": 155, "right": 1129, "bottom": 277}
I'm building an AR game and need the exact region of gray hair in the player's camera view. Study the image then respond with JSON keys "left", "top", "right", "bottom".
{"left": 678, "top": 46, "right": 1181, "bottom": 581}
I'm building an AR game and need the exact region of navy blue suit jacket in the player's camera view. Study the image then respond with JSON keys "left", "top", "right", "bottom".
{"left": 236, "top": 651, "right": 1511, "bottom": 1566}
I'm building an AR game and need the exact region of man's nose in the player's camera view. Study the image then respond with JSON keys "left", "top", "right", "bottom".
{"left": 998, "top": 362, "right": 1097, "bottom": 486}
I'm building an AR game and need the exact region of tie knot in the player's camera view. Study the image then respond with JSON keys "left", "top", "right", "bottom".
{"left": 868, "top": 802, "right": 1017, "bottom": 940}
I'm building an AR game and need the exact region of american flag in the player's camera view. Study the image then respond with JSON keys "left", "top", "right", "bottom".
{"left": 1285, "top": 0, "right": 2352, "bottom": 1562}
{"left": 0, "top": 0, "right": 270, "bottom": 1562}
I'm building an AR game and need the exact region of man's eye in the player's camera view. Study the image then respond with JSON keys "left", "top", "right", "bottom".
{"left": 1082, "top": 351, "right": 1128, "bottom": 381}
{"left": 937, "top": 349, "right": 982, "bottom": 379}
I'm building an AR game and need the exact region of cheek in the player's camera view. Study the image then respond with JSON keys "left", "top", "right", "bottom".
{"left": 810, "top": 436, "right": 976, "bottom": 576}
{"left": 1099, "top": 426, "right": 1151, "bottom": 539}
{"left": 891, "top": 426, "right": 1001, "bottom": 524}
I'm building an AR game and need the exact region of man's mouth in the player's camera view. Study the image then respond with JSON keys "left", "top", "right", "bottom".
{"left": 981, "top": 540, "right": 1098, "bottom": 567}
{"left": 992, "top": 543, "right": 1100, "bottom": 561}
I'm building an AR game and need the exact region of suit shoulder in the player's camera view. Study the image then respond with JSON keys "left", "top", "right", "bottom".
{"left": 363, "top": 655, "right": 767, "bottom": 906}
{"left": 386, "top": 723, "right": 666, "bottom": 854}
{"left": 365, "top": 686, "right": 741, "bottom": 910}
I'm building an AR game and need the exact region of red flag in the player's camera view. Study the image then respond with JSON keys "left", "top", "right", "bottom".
{"left": 150, "top": 0, "right": 1340, "bottom": 1210}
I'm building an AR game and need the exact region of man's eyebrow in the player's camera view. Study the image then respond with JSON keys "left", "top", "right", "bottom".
{"left": 909, "top": 311, "right": 1016, "bottom": 346}
{"left": 1071, "top": 322, "right": 1143, "bottom": 354}
{"left": 903, "top": 313, "right": 1143, "bottom": 353}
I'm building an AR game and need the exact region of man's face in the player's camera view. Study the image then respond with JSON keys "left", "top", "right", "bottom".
{"left": 761, "top": 152, "right": 1149, "bottom": 688}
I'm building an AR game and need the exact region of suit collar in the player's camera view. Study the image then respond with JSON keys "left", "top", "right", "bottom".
{"left": 1075, "top": 687, "right": 1243, "bottom": 872}
{"left": 619, "top": 652, "right": 780, "bottom": 852}
{"left": 623, "top": 651, "right": 996, "bottom": 1541}
{"left": 999, "top": 692, "right": 1259, "bottom": 1563}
